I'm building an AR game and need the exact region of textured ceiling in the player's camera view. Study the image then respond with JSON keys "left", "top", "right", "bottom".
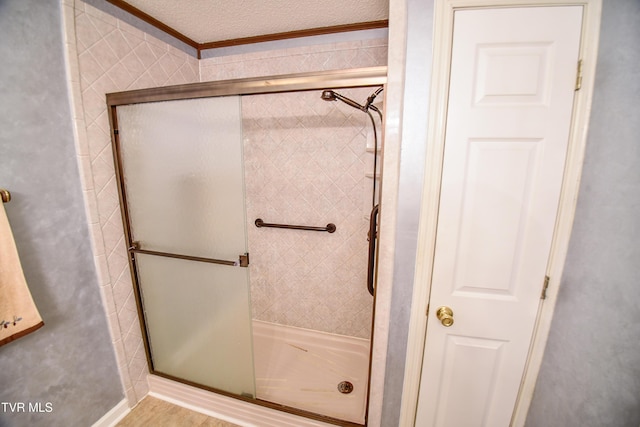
{"left": 122, "top": 0, "right": 389, "bottom": 44}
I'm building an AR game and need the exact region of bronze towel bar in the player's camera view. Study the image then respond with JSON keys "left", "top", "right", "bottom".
{"left": 128, "top": 242, "right": 249, "bottom": 267}
{"left": 0, "top": 189, "right": 10, "bottom": 203}
{"left": 255, "top": 218, "right": 336, "bottom": 233}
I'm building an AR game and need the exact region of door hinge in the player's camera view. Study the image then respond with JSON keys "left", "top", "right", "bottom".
{"left": 541, "top": 275, "right": 550, "bottom": 299}
{"left": 114, "top": 129, "right": 119, "bottom": 135}
{"left": 426, "top": 303, "right": 430, "bottom": 317}
{"left": 575, "top": 59, "right": 583, "bottom": 91}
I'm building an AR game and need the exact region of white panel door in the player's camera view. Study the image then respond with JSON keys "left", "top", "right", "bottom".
{"left": 415, "top": 6, "right": 582, "bottom": 426}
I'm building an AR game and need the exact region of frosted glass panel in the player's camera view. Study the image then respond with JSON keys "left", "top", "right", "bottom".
{"left": 116, "top": 96, "right": 254, "bottom": 398}
{"left": 137, "top": 254, "right": 255, "bottom": 396}
{"left": 118, "top": 96, "right": 247, "bottom": 259}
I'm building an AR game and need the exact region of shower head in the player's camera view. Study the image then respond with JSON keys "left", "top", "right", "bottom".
{"left": 321, "top": 87, "right": 384, "bottom": 113}
{"left": 321, "top": 90, "right": 337, "bottom": 101}
{"left": 320, "top": 89, "right": 366, "bottom": 111}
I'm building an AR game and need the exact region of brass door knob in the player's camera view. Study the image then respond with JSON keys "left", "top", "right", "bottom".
{"left": 436, "top": 306, "right": 454, "bottom": 327}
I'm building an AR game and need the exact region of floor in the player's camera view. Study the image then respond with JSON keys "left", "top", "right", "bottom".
{"left": 116, "top": 397, "right": 240, "bottom": 427}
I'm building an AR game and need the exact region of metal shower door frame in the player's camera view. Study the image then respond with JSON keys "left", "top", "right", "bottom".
{"left": 107, "top": 66, "right": 387, "bottom": 427}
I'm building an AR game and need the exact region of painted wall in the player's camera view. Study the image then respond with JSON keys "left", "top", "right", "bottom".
{"left": 0, "top": 1, "right": 123, "bottom": 426}
{"left": 525, "top": 1, "right": 640, "bottom": 425}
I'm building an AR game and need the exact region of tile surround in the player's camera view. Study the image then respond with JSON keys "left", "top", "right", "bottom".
{"left": 200, "top": 38, "right": 387, "bottom": 81}
{"left": 65, "top": 0, "right": 387, "bottom": 409}
{"left": 243, "top": 89, "right": 380, "bottom": 338}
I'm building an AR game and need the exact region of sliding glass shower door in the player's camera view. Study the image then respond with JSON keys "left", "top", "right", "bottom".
{"left": 116, "top": 96, "right": 255, "bottom": 398}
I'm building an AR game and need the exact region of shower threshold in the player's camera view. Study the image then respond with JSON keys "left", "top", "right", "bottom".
{"left": 252, "top": 320, "right": 370, "bottom": 425}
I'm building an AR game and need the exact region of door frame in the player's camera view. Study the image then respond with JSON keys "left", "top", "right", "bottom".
{"left": 398, "top": 0, "right": 602, "bottom": 425}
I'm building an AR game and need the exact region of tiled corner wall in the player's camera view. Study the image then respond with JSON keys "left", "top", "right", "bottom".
{"left": 63, "top": 0, "right": 387, "bottom": 408}
{"left": 62, "top": 0, "right": 199, "bottom": 406}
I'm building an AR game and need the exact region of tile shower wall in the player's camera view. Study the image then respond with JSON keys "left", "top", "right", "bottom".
{"left": 66, "top": 0, "right": 199, "bottom": 405}
{"left": 243, "top": 89, "right": 380, "bottom": 338}
{"left": 200, "top": 39, "right": 387, "bottom": 81}
{"left": 67, "top": 0, "right": 386, "bottom": 407}
{"left": 203, "top": 38, "right": 387, "bottom": 339}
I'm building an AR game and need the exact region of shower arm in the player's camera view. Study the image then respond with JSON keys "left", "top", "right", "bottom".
{"left": 333, "top": 92, "right": 367, "bottom": 111}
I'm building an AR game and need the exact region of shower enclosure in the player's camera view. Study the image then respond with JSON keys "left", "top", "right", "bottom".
{"left": 108, "top": 68, "right": 386, "bottom": 426}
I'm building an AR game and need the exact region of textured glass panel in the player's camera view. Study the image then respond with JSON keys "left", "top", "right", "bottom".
{"left": 118, "top": 97, "right": 247, "bottom": 259}
{"left": 117, "top": 96, "right": 254, "bottom": 397}
{"left": 137, "top": 254, "right": 255, "bottom": 397}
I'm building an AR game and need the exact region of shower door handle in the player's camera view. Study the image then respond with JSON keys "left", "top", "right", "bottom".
{"left": 367, "top": 204, "right": 379, "bottom": 296}
{"left": 128, "top": 242, "right": 249, "bottom": 267}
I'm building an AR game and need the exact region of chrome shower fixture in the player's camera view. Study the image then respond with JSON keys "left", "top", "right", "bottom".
{"left": 321, "top": 87, "right": 384, "bottom": 116}
{"left": 321, "top": 86, "right": 385, "bottom": 297}
{"left": 321, "top": 89, "right": 367, "bottom": 111}
{"left": 320, "top": 89, "right": 336, "bottom": 101}
{"left": 364, "top": 87, "right": 383, "bottom": 113}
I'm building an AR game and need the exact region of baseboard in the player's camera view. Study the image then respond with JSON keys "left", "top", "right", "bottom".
{"left": 148, "top": 375, "right": 336, "bottom": 427}
{"left": 91, "top": 399, "right": 130, "bottom": 427}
